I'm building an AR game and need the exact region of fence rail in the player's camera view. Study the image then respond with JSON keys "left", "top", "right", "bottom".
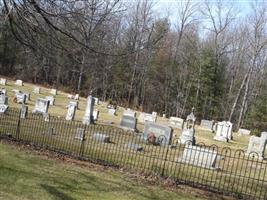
{"left": 0, "top": 107, "right": 267, "bottom": 200}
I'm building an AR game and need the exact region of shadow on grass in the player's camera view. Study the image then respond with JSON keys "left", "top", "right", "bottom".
{"left": 41, "top": 184, "right": 75, "bottom": 200}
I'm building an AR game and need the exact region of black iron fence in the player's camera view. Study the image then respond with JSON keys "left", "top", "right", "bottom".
{"left": 0, "top": 107, "right": 267, "bottom": 200}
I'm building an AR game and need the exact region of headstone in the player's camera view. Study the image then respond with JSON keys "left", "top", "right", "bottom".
{"left": 180, "top": 112, "right": 196, "bottom": 144}
{"left": 68, "top": 101, "right": 79, "bottom": 110}
{"left": 0, "top": 95, "right": 8, "bottom": 105}
{"left": 74, "top": 94, "right": 79, "bottom": 100}
{"left": 75, "top": 128, "right": 85, "bottom": 141}
{"left": 92, "top": 133, "right": 110, "bottom": 143}
{"left": 213, "top": 121, "right": 233, "bottom": 142}
{"left": 82, "top": 95, "right": 95, "bottom": 125}
{"left": 0, "top": 105, "right": 8, "bottom": 113}
{"left": 261, "top": 132, "right": 267, "bottom": 140}
{"left": 162, "top": 114, "right": 166, "bottom": 118}
{"left": 108, "top": 108, "right": 116, "bottom": 116}
{"left": 138, "top": 112, "right": 156, "bottom": 123}
{"left": 66, "top": 102, "right": 77, "bottom": 121}
{"left": 50, "top": 89, "right": 57, "bottom": 95}
{"left": 125, "top": 142, "right": 143, "bottom": 151}
{"left": 200, "top": 120, "right": 214, "bottom": 131}
{"left": 20, "top": 105, "right": 28, "bottom": 119}
{"left": 169, "top": 117, "right": 184, "bottom": 129}
{"left": 44, "top": 113, "right": 50, "bottom": 122}
{"left": 212, "top": 122, "right": 218, "bottom": 132}
{"left": 0, "top": 88, "right": 7, "bottom": 95}
{"left": 152, "top": 111, "right": 157, "bottom": 118}
{"left": 33, "top": 87, "right": 40, "bottom": 94}
{"left": 33, "top": 98, "right": 49, "bottom": 114}
{"left": 246, "top": 136, "right": 267, "bottom": 160}
{"left": 45, "top": 96, "right": 55, "bottom": 106}
{"left": 93, "top": 109, "right": 99, "bottom": 121}
{"left": 0, "top": 78, "right": 7, "bottom": 85}
{"left": 16, "top": 92, "right": 26, "bottom": 104}
{"left": 94, "top": 97, "right": 99, "bottom": 105}
{"left": 24, "top": 92, "right": 31, "bottom": 101}
{"left": 15, "top": 80, "right": 23, "bottom": 86}
{"left": 238, "top": 128, "right": 251, "bottom": 136}
{"left": 143, "top": 122, "right": 173, "bottom": 145}
{"left": 178, "top": 145, "right": 218, "bottom": 169}
{"left": 120, "top": 115, "right": 137, "bottom": 131}
{"left": 124, "top": 109, "right": 136, "bottom": 117}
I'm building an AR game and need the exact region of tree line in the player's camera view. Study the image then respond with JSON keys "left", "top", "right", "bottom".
{"left": 1, "top": 0, "right": 267, "bottom": 133}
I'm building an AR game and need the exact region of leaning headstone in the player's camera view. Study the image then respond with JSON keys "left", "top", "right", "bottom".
{"left": 143, "top": 122, "right": 173, "bottom": 145}
{"left": 178, "top": 145, "right": 218, "bottom": 169}
{"left": 0, "top": 95, "right": 8, "bottom": 105}
{"left": 15, "top": 80, "right": 23, "bottom": 86}
{"left": 246, "top": 136, "right": 267, "bottom": 160}
{"left": 120, "top": 115, "right": 137, "bottom": 131}
{"left": 125, "top": 142, "right": 143, "bottom": 151}
{"left": 33, "top": 87, "right": 40, "bottom": 94}
{"left": 213, "top": 121, "right": 233, "bottom": 142}
{"left": 82, "top": 95, "right": 95, "bottom": 125}
{"left": 45, "top": 96, "right": 55, "bottom": 106}
{"left": 0, "top": 104, "right": 8, "bottom": 113}
{"left": 0, "top": 78, "right": 7, "bottom": 86}
{"left": 50, "top": 89, "right": 57, "bottom": 95}
{"left": 108, "top": 108, "right": 116, "bottom": 116}
{"left": 93, "top": 109, "right": 99, "bottom": 121}
{"left": 66, "top": 102, "right": 77, "bottom": 121}
{"left": 16, "top": 92, "right": 26, "bottom": 104}
{"left": 238, "top": 128, "right": 251, "bottom": 136}
{"left": 92, "top": 133, "right": 110, "bottom": 143}
{"left": 33, "top": 98, "right": 49, "bottom": 114}
{"left": 200, "top": 120, "right": 214, "bottom": 131}
{"left": 20, "top": 105, "right": 28, "bottom": 119}
{"left": 124, "top": 109, "right": 136, "bottom": 117}
{"left": 169, "top": 117, "right": 184, "bottom": 129}
{"left": 75, "top": 128, "right": 85, "bottom": 141}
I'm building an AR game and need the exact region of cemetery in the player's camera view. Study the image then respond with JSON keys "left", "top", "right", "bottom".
{"left": 0, "top": 79, "right": 267, "bottom": 200}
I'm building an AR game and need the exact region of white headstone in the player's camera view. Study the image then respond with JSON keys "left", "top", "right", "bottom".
{"left": 15, "top": 80, "right": 23, "bottom": 86}
{"left": 238, "top": 128, "right": 251, "bottom": 136}
{"left": 0, "top": 95, "right": 8, "bottom": 105}
{"left": 33, "top": 87, "right": 40, "bottom": 94}
{"left": 94, "top": 97, "right": 99, "bottom": 105}
{"left": 138, "top": 112, "right": 156, "bottom": 123}
{"left": 66, "top": 102, "right": 77, "bottom": 121}
{"left": 16, "top": 92, "right": 26, "bottom": 104}
{"left": 74, "top": 94, "right": 79, "bottom": 100}
{"left": 246, "top": 136, "right": 267, "bottom": 160}
{"left": 33, "top": 98, "right": 49, "bottom": 114}
{"left": 0, "top": 104, "right": 8, "bottom": 113}
{"left": 108, "top": 108, "right": 116, "bottom": 116}
{"left": 0, "top": 78, "right": 7, "bottom": 86}
{"left": 50, "top": 89, "right": 57, "bottom": 95}
{"left": 213, "top": 121, "right": 233, "bottom": 142}
{"left": 124, "top": 109, "right": 136, "bottom": 117}
{"left": 93, "top": 109, "right": 99, "bottom": 121}
{"left": 45, "top": 96, "right": 55, "bottom": 106}
{"left": 82, "top": 95, "right": 95, "bottom": 125}
{"left": 169, "top": 117, "right": 184, "bottom": 129}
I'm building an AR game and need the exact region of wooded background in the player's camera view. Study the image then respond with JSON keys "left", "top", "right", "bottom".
{"left": 1, "top": 0, "right": 267, "bottom": 133}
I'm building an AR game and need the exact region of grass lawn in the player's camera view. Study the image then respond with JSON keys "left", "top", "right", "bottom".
{"left": 0, "top": 141, "right": 221, "bottom": 200}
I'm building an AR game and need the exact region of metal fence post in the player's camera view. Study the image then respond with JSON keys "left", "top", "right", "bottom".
{"left": 15, "top": 108, "right": 22, "bottom": 140}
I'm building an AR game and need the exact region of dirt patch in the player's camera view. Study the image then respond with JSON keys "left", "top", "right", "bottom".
{"left": 0, "top": 138, "right": 237, "bottom": 200}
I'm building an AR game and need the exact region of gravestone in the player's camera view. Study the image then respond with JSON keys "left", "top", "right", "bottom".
{"left": 66, "top": 102, "right": 77, "bottom": 121}
{"left": 74, "top": 94, "right": 79, "bottom": 100}
{"left": 0, "top": 88, "right": 7, "bottom": 95}
{"left": 46, "top": 96, "right": 55, "bottom": 106}
{"left": 124, "top": 109, "right": 136, "bottom": 117}
{"left": 24, "top": 92, "right": 31, "bottom": 101}
{"left": 15, "top": 80, "right": 23, "bottom": 86}
{"left": 108, "top": 108, "right": 116, "bottom": 116}
{"left": 138, "top": 112, "right": 156, "bottom": 123}
{"left": 20, "top": 105, "right": 28, "bottom": 119}
{"left": 180, "top": 112, "right": 196, "bottom": 145}
{"left": 92, "top": 133, "right": 110, "bottom": 143}
{"left": 75, "top": 128, "right": 85, "bottom": 141}
{"left": 82, "top": 95, "right": 95, "bottom": 125}
{"left": 246, "top": 136, "right": 267, "bottom": 160}
{"left": 213, "top": 121, "right": 233, "bottom": 142}
{"left": 169, "top": 117, "right": 184, "bottom": 129}
{"left": 0, "top": 105, "right": 8, "bottom": 113}
{"left": 125, "top": 142, "right": 143, "bottom": 151}
{"left": 120, "top": 115, "right": 137, "bottom": 131}
{"left": 0, "top": 95, "right": 8, "bottom": 105}
{"left": 16, "top": 92, "right": 26, "bottom": 104}
{"left": 33, "top": 87, "right": 40, "bottom": 94}
{"left": 200, "top": 120, "right": 214, "bottom": 131}
{"left": 50, "top": 89, "right": 57, "bottom": 95}
{"left": 162, "top": 114, "right": 166, "bottom": 118}
{"left": 261, "top": 132, "right": 267, "bottom": 140}
{"left": 238, "top": 128, "right": 251, "bottom": 136}
{"left": 178, "top": 145, "right": 218, "bottom": 169}
{"left": 152, "top": 111, "right": 157, "bottom": 118}
{"left": 33, "top": 98, "right": 49, "bottom": 114}
{"left": 143, "top": 122, "right": 173, "bottom": 145}
{"left": 68, "top": 101, "right": 79, "bottom": 110}
{"left": 94, "top": 97, "right": 99, "bottom": 105}
{"left": 212, "top": 122, "right": 218, "bottom": 132}
{"left": 0, "top": 78, "right": 7, "bottom": 85}
{"left": 93, "top": 109, "right": 99, "bottom": 121}
{"left": 44, "top": 113, "right": 50, "bottom": 122}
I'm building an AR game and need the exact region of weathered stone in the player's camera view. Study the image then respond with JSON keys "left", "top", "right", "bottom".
{"left": 82, "top": 95, "right": 95, "bottom": 125}
{"left": 138, "top": 112, "right": 156, "bottom": 123}
{"left": 45, "top": 96, "right": 55, "bottom": 106}
{"left": 124, "top": 109, "right": 136, "bottom": 117}
{"left": 50, "top": 89, "right": 57, "bottom": 95}
{"left": 120, "top": 115, "right": 137, "bottom": 131}
{"left": 213, "top": 121, "right": 233, "bottom": 142}
{"left": 33, "top": 98, "right": 49, "bottom": 114}
{"left": 200, "top": 120, "right": 214, "bottom": 131}
{"left": 178, "top": 145, "right": 218, "bottom": 169}
{"left": 33, "top": 87, "right": 40, "bottom": 94}
{"left": 15, "top": 92, "right": 26, "bottom": 104}
{"left": 169, "top": 117, "right": 184, "bottom": 129}
{"left": 66, "top": 102, "right": 76, "bottom": 121}
{"left": 261, "top": 132, "right": 267, "bottom": 140}
{"left": 20, "top": 105, "right": 28, "bottom": 119}
{"left": 246, "top": 136, "right": 267, "bottom": 160}
{"left": 0, "top": 78, "right": 7, "bottom": 86}
{"left": 143, "top": 122, "right": 173, "bottom": 145}
{"left": 15, "top": 80, "right": 23, "bottom": 86}
{"left": 180, "top": 128, "right": 195, "bottom": 144}
{"left": 238, "top": 128, "right": 251, "bottom": 135}
{"left": 94, "top": 97, "right": 99, "bottom": 105}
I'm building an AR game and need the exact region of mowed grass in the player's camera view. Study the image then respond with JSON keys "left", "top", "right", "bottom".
{"left": 0, "top": 77, "right": 251, "bottom": 151}
{"left": 0, "top": 142, "right": 210, "bottom": 200}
